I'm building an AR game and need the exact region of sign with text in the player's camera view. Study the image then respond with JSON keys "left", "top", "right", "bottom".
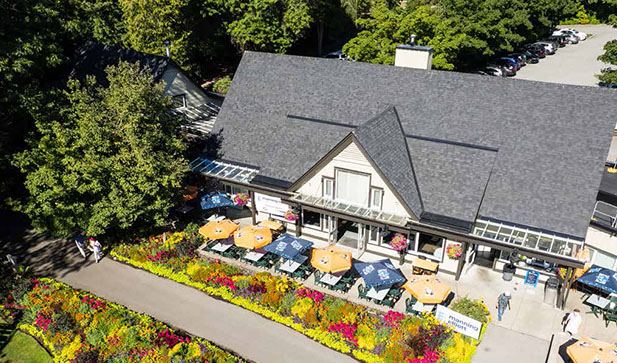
{"left": 524, "top": 270, "right": 540, "bottom": 287}
{"left": 435, "top": 305, "right": 482, "bottom": 340}
{"left": 254, "top": 193, "right": 289, "bottom": 217}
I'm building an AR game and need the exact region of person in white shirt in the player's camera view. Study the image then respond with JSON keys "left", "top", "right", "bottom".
{"left": 563, "top": 309, "right": 582, "bottom": 336}
{"left": 88, "top": 237, "right": 103, "bottom": 263}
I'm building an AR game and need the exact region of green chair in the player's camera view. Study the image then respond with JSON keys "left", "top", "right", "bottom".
{"left": 406, "top": 296, "right": 418, "bottom": 314}
{"left": 358, "top": 284, "right": 370, "bottom": 301}
{"left": 604, "top": 311, "right": 617, "bottom": 327}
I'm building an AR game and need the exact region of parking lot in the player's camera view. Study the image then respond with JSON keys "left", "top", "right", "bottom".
{"left": 514, "top": 24, "right": 617, "bottom": 86}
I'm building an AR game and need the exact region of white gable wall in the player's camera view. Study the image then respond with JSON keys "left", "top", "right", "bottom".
{"left": 161, "top": 64, "right": 212, "bottom": 108}
{"left": 296, "top": 140, "right": 410, "bottom": 218}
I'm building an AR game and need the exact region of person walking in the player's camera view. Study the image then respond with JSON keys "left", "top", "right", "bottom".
{"left": 88, "top": 237, "right": 103, "bottom": 263}
{"left": 496, "top": 291, "right": 511, "bottom": 322}
{"left": 75, "top": 235, "right": 87, "bottom": 259}
{"left": 562, "top": 309, "right": 582, "bottom": 336}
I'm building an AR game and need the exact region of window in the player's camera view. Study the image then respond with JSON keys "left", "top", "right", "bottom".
{"left": 370, "top": 187, "right": 384, "bottom": 210}
{"left": 592, "top": 248, "right": 617, "bottom": 270}
{"left": 172, "top": 94, "right": 187, "bottom": 109}
{"left": 322, "top": 178, "right": 334, "bottom": 200}
{"left": 335, "top": 169, "right": 369, "bottom": 206}
{"left": 302, "top": 210, "right": 321, "bottom": 229}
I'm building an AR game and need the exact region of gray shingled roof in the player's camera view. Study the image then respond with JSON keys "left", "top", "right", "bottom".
{"left": 213, "top": 51, "right": 616, "bottom": 239}
{"left": 352, "top": 106, "right": 424, "bottom": 219}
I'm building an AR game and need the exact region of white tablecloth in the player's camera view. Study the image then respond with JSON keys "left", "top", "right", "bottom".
{"left": 366, "top": 284, "right": 392, "bottom": 301}
{"left": 320, "top": 273, "right": 343, "bottom": 286}
{"left": 586, "top": 294, "right": 610, "bottom": 309}
{"left": 211, "top": 243, "right": 232, "bottom": 252}
{"left": 412, "top": 302, "right": 435, "bottom": 313}
{"left": 245, "top": 251, "right": 266, "bottom": 262}
{"left": 279, "top": 255, "right": 308, "bottom": 273}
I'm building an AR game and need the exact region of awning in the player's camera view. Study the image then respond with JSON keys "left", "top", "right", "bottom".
{"left": 264, "top": 234, "right": 313, "bottom": 260}
{"left": 577, "top": 265, "right": 617, "bottom": 294}
{"left": 200, "top": 191, "right": 234, "bottom": 210}
{"left": 354, "top": 259, "right": 405, "bottom": 288}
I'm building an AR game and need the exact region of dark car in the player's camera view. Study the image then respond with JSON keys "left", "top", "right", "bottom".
{"left": 548, "top": 35, "right": 566, "bottom": 47}
{"left": 522, "top": 44, "right": 546, "bottom": 58}
{"left": 520, "top": 50, "right": 539, "bottom": 64}
{"left": 525, "top": 258, "right": 556, "bottom": 272}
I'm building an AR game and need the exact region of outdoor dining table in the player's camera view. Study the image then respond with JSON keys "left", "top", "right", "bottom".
{"left": 279, "top": 255, "right": 308, "bottom": 273}
{"left": 211, "top": 242, "right": 233, "bottom": 253}
{"left": 411, "top": 301, "right": 435, "bottom": 314}
{"left": 567, "top": 335, "right": 617, "bottom": 363}
{"left": 413, "top": 258, "right": 439, "bottom": 274}
{"left": 366, "top": 283, "right": 393, "bottom": 301}
{"left": 207, "top": 214, "right": 227, "bottom": 222}
{"left": 244, "top": 250, "right": 266, "bottom": 262}
{"left": 586, "top": 294, "right": 611, "bottom": 309}
{"left": 320, "top": 272, "right": 344, "bottom": 286}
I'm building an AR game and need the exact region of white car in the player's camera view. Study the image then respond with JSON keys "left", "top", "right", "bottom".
{"left": 553, "top": 28, "right": 587, "bottom": 41}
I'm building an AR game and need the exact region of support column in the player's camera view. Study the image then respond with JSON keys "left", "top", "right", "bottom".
{"left": 562, "top": 267, "right": 575, "bottom": 309}
{"left": 249, "top": 191, "right": 256, "bottom": 225}
{"left": 455, "top": 242, "right": 468, "bottom": 281}
{"left": 295, "top": 205, "right": 302, "bottom": 237}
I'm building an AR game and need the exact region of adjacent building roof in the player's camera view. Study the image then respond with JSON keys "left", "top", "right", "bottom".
{"left": 64, "top": 42, "right": 171, "bottom": 86}
{"left": 212, "top": 51, "right": 616, "bottom": 239}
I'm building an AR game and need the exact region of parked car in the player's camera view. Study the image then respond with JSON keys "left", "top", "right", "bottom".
{"left": 553, "top": 28, "right": 587, "bottom": 41}
{"left": 547, "top": 35, "right": 566, "bottom": 48}
{"left": 484, "top": 66, "right": 506, "bottom": 77}
{"left": 323, "top": 50, "right": 350, "bottom": 60}
{"left": 498, "top": 56, "right": 521, "bottom": 70}
{"left": 508, "top": 53, "right": 527, "bottom": 66}
{"left": 522, "top": 45, "right": 546, "bottom": 59}
{"left": 488, "top": 61, "right": 515, "bottom": 76}
{"left": 534, "top": 41, "right": 556, "bottom": 55}
{"left": 520, "top": 50, "right": 539, "bottom": 64}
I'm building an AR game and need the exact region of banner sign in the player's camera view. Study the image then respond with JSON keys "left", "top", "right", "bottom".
{"left": 524, "top": 270, "right": 540, "bottom": 287}
{"left": 254, "top": 193, "right": 289, "bottom": 217}
{"left": 435, "top": 305, "right": 482, "bottom": 339}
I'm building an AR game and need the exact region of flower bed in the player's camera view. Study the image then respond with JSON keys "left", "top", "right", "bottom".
{"left": 111, "top": 226, "right": 483, "bottom": 362}
{"left": 7, "top": 278, "right": 242, "bottom": 362}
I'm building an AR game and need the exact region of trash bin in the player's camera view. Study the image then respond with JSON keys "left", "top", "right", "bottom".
{"left": 502, "top": 263, "right": 516, "bottom": 281}
{"left": 544, "top": 277, "right": 559, "bottom": 306}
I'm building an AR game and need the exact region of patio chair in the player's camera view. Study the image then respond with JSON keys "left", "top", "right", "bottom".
{"left": 604, "top": 311, "right": 617, "bottom": 327}
{"left": 358, "top": 284, "right": 370, "bottom": 301}
{"left": 405, "top": 297, "right": 418, "bottom": 314}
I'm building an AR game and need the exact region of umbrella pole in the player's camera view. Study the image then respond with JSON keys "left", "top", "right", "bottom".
{"left": 562, "top": 267, "right": 574, "bottom": 310}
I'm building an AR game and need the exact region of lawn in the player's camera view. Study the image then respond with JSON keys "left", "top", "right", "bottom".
{"left": 0, "top": 318, "right": 52, "bottom": 363}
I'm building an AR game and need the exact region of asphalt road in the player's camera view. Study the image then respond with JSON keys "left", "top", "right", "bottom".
{"left": 514, "top": 24, "right": 617, "bottom": 86}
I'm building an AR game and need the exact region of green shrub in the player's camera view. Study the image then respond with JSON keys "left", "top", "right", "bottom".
{"left": 213, "top": 76, "right": 232, "bottom": 94}
{"left": 450, "top": 297, "right": 491, "bottom": 324}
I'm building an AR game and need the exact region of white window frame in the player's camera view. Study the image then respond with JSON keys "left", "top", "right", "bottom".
{"left": 171, "top": 94, "right": 187, "bottom": 109}
{"left": 370, "top": 187, "right": 384, "bottom": 210}
{"left": 322, "top": 177, "right": 334, "bottom": 200}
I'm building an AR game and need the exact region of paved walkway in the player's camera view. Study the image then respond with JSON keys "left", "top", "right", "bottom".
{"left": 59, "top": 257, "right": 356, "bottom": 363}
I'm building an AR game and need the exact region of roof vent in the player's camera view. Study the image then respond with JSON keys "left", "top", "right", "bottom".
{"left": 394, "top": 34, "right": 433, "bottom": 70}
{"left": 163, "top": 40, "right": 171, "bottom": 58}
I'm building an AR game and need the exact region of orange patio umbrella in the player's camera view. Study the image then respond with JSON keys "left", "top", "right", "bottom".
{"left": 258, "top": 220, "right": 283, "bottom": 231}
{"left": 233, "top": 225, "right": 272, "bottom": 250}
{"left": 567, "top": 335, "right": 617, "bottom": 363}
{"left": 311, "top": 246, "right": 352, "bottom": 274}
{"left": 198, "top": 219, "right": 238, "bottom": 240}
{"left": 403, "top": 274, "right": 451, "bottom": 304}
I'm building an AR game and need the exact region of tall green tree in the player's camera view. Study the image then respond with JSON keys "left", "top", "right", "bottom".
{"left": 14, "top": 62, "right": 187, "bottom": 237}
{"left": 598, "top": 40, "right": 617, "bottom": 84}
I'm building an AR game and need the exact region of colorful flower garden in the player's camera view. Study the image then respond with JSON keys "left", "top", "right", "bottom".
{"left": 1, "top": 277, "right": 242, "bottom": 362}
{"left": 110, "top": 224, "right": 491, "bottom": 363}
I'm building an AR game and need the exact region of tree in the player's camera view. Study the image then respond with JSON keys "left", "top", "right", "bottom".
{"left": 211, "top": 0, "right": 313, "bottom": 53}
{"left": 120, "top": 0, "right": 194, "bottom": 70}
{"left": 598, "top": 40, "right": 617, "bottom": 84}
{"left": 13, "top": 62, "right": 187, "bottom": 237}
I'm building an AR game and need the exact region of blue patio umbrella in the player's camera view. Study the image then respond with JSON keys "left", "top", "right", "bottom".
{"left": 263, "top": 233, "right": 313, "bottom": 260}
{"left": 200, "top": 191, "right": 234, "bottom": 210}
{"left": 577, "top": 265, "right": 617, "bottom": 294}
{"left": 354, "top": 259, "right": 406, "bottom": 288}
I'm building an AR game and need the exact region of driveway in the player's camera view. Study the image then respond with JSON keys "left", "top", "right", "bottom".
{"left": 514, "top": 24, "right": 617, "bottom": 86}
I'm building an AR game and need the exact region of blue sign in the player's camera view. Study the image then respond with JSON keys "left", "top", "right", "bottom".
{"left": 524, "top": 270, "right": 539, "bottom": 287}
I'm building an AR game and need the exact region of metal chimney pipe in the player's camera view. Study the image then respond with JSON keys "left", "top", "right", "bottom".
{"left": 163, "top": 40, "right": 170, "bottom": 58}
{"left": 410, "top": 34, "right": 416, "bottom": 46}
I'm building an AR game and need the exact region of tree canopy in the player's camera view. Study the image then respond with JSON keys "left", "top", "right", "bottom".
{"left": 598, "top": 39, "right": 617, "bottom": 84}
{"left": 13, "top": 62, "right": 187, "bottom": 237}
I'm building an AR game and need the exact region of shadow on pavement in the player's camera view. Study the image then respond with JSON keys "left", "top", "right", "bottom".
{"left": 0, "top": 209, "right": 95, "bottom": 278}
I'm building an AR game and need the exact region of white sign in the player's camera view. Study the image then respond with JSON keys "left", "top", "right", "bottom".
{"left": 435, "top": 305, "right": 482, "bottom": 340}
{"left": 254, "top": 193, "right": 289, "bottom": 217}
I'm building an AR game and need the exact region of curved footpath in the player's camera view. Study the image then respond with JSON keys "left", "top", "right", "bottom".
{"left": 58, "top": 257, "right": 356, "bottom": 363}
